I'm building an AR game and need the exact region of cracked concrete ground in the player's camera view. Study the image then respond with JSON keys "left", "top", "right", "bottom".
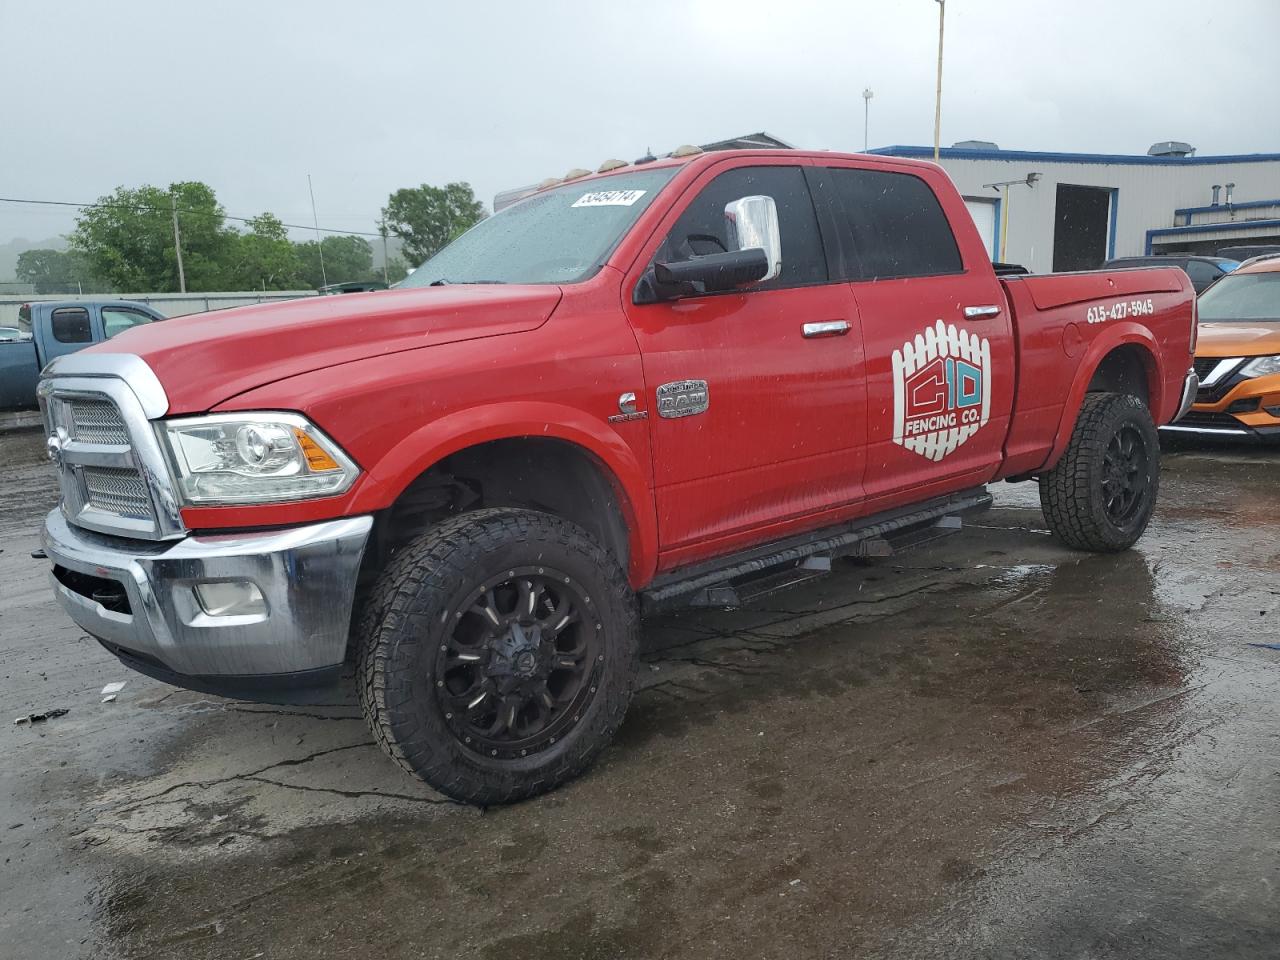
{"left": 2, "top": 427, "right": 1278, "bottom": 959}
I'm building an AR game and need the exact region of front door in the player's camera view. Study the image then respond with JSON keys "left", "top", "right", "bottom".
{"left": 623, "top": 161, "right": 866, "bottom": 567}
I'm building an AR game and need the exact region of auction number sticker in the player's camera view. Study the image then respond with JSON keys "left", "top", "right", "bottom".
{"left": 1086, "top": 299, "right": 1154, "bottom": 324}
{"left": 571, "top": 190, "right": 646, "bottom": 208}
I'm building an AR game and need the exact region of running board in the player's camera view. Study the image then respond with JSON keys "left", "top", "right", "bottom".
{"left": 641, "top": 487, "right": 992, "bottom": 613}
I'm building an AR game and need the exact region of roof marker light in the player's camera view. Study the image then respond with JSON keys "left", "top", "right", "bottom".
{"left": 597, "top": 158, "right": 627, "bottom": 173}
{"left": 670, "top": 144, "right": 704, "bottom": 157}
{"left": 562, "top": 168, "right": 591, "bottom": 181}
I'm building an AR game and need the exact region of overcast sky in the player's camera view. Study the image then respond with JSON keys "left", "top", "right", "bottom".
{"left": 1, "top": 0, "right": 1276, "bottom": 252}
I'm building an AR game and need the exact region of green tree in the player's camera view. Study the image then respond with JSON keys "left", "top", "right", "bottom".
{"left": 70, "top": 181, "right": 234, "bottom": 292}
{"left": 227, "top": 214, "right": 304, "bottom": 290}
{"left": 295, "top": 234, "right": 376, "bottom": 288}
{"left": 382, "top": 182, "right": 486, "bottom": 266}
{"left": 15, "top": 249, "right": 107, "bottom": 294}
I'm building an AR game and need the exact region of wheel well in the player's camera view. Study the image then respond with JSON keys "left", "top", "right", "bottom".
{"left": 368, "top": 438, "right": 631, "bottom": 577}
{"left": 1087, "top": 345, "right": 1153, "bottom": 406}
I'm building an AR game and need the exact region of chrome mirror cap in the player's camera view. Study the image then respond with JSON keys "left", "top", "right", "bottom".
{"left": 724, "top": 195, "right": 782, "bottom": 283}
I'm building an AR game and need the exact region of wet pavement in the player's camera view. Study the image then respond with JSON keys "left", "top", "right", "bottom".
{"left": 2, "top": 427, "right": 1277, "bottom": 959}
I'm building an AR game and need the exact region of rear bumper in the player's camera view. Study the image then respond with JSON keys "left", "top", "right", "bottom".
{"left": 42, "top": 509, "right": 372, "bottom": 694}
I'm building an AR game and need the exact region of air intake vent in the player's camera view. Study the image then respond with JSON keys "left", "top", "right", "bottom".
{"left": 1148, "top": 141, "right": 1195, "bottom": 157}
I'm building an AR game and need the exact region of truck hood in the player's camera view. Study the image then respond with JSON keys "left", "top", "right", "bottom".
{"left": 93, "top": 285, "right": 563, "bottom": 414}
{"left": 1196, "top": 321, "right": 1280, "bottom": 357}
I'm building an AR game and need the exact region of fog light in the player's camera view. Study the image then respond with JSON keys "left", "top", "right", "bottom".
{"left": 195, "top": 581, "right": 266, "bottom": 617}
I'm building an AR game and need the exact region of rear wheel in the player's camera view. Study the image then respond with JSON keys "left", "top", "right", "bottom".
{"left": 1039, "top": 392, "right": 1160, "bottom": 552}
{"left": 357, "top": 508, "right": 638, "bottom": 805}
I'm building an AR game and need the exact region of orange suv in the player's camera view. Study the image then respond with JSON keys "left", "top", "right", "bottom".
{"left": 1165, "top": 255, "right": 1280, "bottom": 440}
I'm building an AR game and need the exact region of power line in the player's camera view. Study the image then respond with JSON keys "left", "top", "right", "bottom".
{"left": 0, "top": 195, "right": 385, "bottom": 238}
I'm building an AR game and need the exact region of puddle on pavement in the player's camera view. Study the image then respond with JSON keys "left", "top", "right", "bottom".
{"left": 84, "top": 525, "right": 1214, "bottom": 959}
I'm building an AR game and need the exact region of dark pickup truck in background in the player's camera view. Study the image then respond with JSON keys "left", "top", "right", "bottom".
{"left": 0, "top": 301, "right": 163, "bottom": 411}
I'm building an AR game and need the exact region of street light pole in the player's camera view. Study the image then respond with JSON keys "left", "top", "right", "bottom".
{"left": 933, "top": 0, "right": 945, "bottom": 163}
{"left": 862, "top": 88, "right": 874, "bottom": 152}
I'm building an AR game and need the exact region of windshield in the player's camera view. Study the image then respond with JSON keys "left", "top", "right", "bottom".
{"left": 1197, "top": 272, "right": 1280, "bottom": 322}
{"left": 398, "top": 167, "right": 679, "bottom": 287}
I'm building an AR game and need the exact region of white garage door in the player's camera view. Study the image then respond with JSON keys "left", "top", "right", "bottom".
{"left": 964, "top": 199, "right": 997, "bottom": 260}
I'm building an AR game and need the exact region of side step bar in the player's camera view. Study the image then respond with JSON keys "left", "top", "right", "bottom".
{"left": 640, "top": 487, "right": 992, "bottom": 613}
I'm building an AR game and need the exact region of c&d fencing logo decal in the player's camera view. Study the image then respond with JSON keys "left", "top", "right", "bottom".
{"left": 892, "top": 319, "right": 992, "bottom": 461}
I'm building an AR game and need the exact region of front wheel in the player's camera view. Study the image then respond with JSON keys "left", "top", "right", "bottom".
{"left": 1039, "top": 392, "right": 1160, "bottom": 552}
{"left": 357, "top": 508, "right": 638, "bottom": 805}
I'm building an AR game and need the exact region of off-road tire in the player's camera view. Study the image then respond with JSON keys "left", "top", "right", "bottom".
{"left": 1039, "top": 392, "right": 1160, "bottom": 552}
{"left": 357, "top": 508, "right": 638, "bottom": 805}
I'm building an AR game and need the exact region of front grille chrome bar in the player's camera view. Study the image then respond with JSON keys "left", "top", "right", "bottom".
{"left": 38, "top": 357, "right": 184, "bottom": 542}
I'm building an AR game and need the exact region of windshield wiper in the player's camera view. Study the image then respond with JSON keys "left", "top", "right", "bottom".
{"left": 428, "top": 278, "right": 506, "bottom": 286}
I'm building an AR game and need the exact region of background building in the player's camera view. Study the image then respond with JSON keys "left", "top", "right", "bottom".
{"left": 871, "top": 142, "right": 1280, "bottom": 273}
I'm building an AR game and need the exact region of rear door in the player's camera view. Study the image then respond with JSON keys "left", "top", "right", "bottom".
{"left": 623, "top": 159, "right": 866, "bottom": 564}
{"left": 818, "top": 161, "right": 1016, "bottom": 508}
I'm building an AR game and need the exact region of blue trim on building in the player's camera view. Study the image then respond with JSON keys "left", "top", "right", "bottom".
{"left": 1144, "top": 218, "right": 1280, "bottom": 254}
{"left": 1172, "top": 198, "right": 1280, "bottom": 217}
{"left": 869, "top": 146, "right": 1280, "bottom": 167}
{"left": 1107, "top": 188, "right": 1119, "bottom": 259}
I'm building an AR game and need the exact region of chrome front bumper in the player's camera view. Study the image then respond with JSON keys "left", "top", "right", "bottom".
{"left": 1170, "top": 367, "right": 1200, "bottom": 423}
{"left": 42, "top": 509, "right": 373, "bottom": 688}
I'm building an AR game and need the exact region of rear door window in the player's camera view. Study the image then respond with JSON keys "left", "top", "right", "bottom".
{"left": 826, "top": 168, "right": 963, "bottom": 280}
{"left": 50, "top": 308, "right": 92, "bottom": 344}
{"left": 657, "top": 165, "right": 828, "bottom": 290}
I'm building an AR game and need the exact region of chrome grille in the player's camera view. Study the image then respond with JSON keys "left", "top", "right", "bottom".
{"left": 39, "top": 356, "right": 183, "bottom": 541}
{"left": 67, "top": 398, "right": 129, "bottom": 444}
{"left": 82, "top": 467, "right": 153, "bottom": 519}
{"left": 42, "top": 389, "right": 162, "bottom": 537}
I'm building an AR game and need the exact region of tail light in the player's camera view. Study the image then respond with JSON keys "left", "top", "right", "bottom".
{"left": 1189, "top": 296, "right": 1198, "bottom": 355}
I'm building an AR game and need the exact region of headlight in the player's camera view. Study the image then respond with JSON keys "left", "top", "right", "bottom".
{"left": 161, "top": 412, "right": 359, "bottom": 505}
{"left": 1241, "top": 355, "right": 1280, "bottom": 378}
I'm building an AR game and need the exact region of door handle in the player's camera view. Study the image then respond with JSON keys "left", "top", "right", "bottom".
{"left": 802, "top": 320, "right": 852, "bottom": 339}
{"left": 963, "top": 304, "right": 1002, "bottom": 320}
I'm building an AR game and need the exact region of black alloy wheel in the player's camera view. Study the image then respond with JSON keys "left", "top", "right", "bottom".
{"left": 1100, "top": 424, "right": 1151, "bottom": 526}
{"left": 437, "top": 569, "right": 602, "bottom": 760}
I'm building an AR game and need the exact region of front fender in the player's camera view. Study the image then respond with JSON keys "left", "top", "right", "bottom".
{"left": 354, "top": 401, "right": 659, "bottom": 586}
{"left": 1044, "top": 323, "right": 1165, "bottom": 470}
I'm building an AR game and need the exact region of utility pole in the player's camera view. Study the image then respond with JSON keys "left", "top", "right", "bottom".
{"left": 862, "top": 88, "right": 874, "bottom": 152}
{"left": 379, "top": 217, "right": 390, "bottom": 285}
{"left": 933, "top": 0, "right": 946, "bottom": 163}
{"left": 308, "top": 174, "right": 328, "bottom": 288}
{"left": 170, "top": 192, "right": 187, "bottom": 293}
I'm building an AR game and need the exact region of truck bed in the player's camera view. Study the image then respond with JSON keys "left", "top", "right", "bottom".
{"left": 999, "top": 266, "right": 1194, "bottom": 477}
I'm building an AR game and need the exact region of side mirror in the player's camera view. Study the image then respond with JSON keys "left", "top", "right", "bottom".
{"left": 653, "top": 248, "right": 770, "bottom": 291}
{"left": 634, "top": 194, "right": 783, "bottom": 304}
{"left": 724, "top": 195, "right": 782, "bottom": 282}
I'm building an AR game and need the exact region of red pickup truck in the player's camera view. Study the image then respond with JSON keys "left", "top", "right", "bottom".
{"left": 39, "top": 149, "right": 1197, "bottom": 804}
